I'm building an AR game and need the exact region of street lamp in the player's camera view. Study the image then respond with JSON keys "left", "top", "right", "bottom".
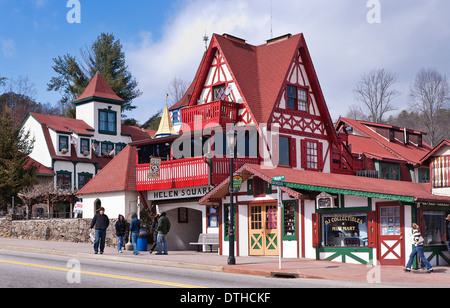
{"left": 226, "top": 127, "right": 238, "bottom": 265}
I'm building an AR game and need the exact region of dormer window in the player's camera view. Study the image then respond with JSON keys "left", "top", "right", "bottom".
{"left": 59, "top": 135, "right": 69, "bottom": 153}
{"left": 80, "top": 138, "right": 90, "bottom": 155}
{"left": 99, "top": 109, "right": 117, "bottom": 135}
{"left": 287, "top": 85, "right": 309, "bottom": 112}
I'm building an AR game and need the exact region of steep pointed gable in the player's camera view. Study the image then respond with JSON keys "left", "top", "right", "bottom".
{"left": 183, "top": 33, "right": 338, "bottom": 143}
{"left": 78, "top": 145, "right": 137, "bottom": 194}
{"left": 73, "top": 73, "right": 124, "bottom": 104}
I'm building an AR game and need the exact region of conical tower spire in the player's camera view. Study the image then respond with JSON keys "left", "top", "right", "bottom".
{"left": 155, "top": 94, "right": 176, "bottom": 138}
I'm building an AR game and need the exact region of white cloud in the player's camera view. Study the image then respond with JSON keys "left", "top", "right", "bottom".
{"left": 125, "top": 0, "right": 450, "bottom": 123}
{"left": 1, "top": 38, "right": 16, "bottom": 58}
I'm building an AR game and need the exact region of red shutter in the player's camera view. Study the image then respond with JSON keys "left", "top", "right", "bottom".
{"left": 301, "top": 139, "right": 307, "bottom": 169}
{"left": 317, "top": 142, "right": 323, "bottom": 171}
{"left": 367, "top": 211, "right": 377, "bottom": 248}
{"left": 289, "top": 138, "right": 297, "bottom": 167}
{"left": 312, "top": 213, "right": 320, "bottom": 248}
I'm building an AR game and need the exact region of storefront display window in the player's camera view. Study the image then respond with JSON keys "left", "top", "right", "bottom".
{"left": 321, "top": 213, "right": 368, "bottom": 247}
{"left": 422, "top": 211, "right": 447, "bottom": 245}
{"left": 207, "top": 205, "right": 219, "bottom": 228}
{"left": 283, "top": 202, "right": 296, "bottom": 239}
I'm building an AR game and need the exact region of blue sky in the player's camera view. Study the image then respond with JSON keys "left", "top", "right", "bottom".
{"left": 1, "top": 0, "right": 450, "bottom": 124}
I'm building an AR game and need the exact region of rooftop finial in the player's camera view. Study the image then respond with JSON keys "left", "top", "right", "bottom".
{"left": 203, "top": 31, "right": 209, "bottom": 51}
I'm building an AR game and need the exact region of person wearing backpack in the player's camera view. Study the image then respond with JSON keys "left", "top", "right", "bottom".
{"left": 405, "top": 223, "right": 433, "bottom": 273}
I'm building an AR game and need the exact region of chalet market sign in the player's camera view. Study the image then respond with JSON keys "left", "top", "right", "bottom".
{"left": 148, "top": 186, "right": 211, "bottom": 201}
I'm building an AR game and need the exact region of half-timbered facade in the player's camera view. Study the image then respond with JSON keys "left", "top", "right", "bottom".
{"left": 79, "top": 33, "right": 450, "bottom": 266}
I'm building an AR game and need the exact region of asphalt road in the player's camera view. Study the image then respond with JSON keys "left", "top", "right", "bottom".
{"left": 0, "top": 249, "right": 437, "bottom": 294}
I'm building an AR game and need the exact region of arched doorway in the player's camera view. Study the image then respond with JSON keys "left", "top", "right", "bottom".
{"left": 163, "top": 207, "right": 202, "bottom": 251}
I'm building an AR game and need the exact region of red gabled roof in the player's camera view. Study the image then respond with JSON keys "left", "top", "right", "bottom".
{"left": 338, "top": 117, "right": 432, "bottom": 165}
{"left": 78, "top": 145, "right": 137, "bottom": 195}
{"left": 171, "top": 33, "right": 339, "bottom": 145}
{"left": 26, "top": 156, "right": 55, "bottom": 176}
{"left": 200, "top": 164, "right": 450, "bottom": 204}
{"left": 73, "top": 73, "right": 124, "bottom": 104}
{"left": 121, "top": 125, "right": 155, "bottom": 141}
{"left": 420, "top": 139, "right": 450, "bottom": 164}
{"left": 30, "top": 112, "right": 94, "bottom": 136}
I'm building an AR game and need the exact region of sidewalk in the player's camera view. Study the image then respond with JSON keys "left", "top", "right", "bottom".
{"left": 0, "top": 237, "right": 449, "bottom": 286}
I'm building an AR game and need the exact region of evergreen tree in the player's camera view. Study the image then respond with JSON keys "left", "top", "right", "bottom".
{"left": 47, "top": 33, "right": 142, "bottom": 117}
{"left": 0, "top": 106, "right": 37, "bottom": 210}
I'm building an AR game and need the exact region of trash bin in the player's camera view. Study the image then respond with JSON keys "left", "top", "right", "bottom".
{"left": 137, "top": 238, "right": 148, "bottom": 251}
{"left": 137, "top": 226, "right": 149, "bottom": 251}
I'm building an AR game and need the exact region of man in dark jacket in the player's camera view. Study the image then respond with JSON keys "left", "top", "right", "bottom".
{"left": 90, "top": 207, "right": 109, "bottom": 254}
{"left": 156, "top": 212, "right": 171, "bottom": 255}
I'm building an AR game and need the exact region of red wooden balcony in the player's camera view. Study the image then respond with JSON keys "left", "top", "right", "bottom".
{"left": 180, "top": 100, "right": 239, "bottom": 131}
{"left": 136, "top": 156, "right": 260, "bottom": 191}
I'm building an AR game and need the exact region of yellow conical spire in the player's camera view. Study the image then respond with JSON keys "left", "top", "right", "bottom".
{"left": 155, "top": 94, "right": 176, "bottom": 138}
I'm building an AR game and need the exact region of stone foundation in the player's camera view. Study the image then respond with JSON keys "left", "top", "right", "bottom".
{"left": 0, "top": 216, "right": 122, "bottom": 247}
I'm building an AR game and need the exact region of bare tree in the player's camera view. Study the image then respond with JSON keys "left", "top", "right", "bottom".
{"left": 409, "top": 68, "right": 450, "bottom": 147}
{"left": 353, "top": 68, "right": 400, "bottom": 123}
{"left": 165, "top": 76, "right": 188, "bottom": 107}
{"left": 345, "top": 104, "right": 368, "bottom": 121}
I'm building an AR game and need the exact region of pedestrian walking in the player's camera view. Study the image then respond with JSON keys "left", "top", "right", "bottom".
{"left": 156, "top": 212, "right": 171, "bottom": 255}
{"left": 149, "top": 214, "right": 159, "bottom": 254}
{"left": 129, "top": 213, "right": 141, "bottom": 255}
{"left": 114, "top": 214, "right": 126, "bottom": 253}
{"left": 405, "top": 223, "right": 433, "bottom": 273}
{"left": 90, "top": 206, "right": 109, "bottom": 254}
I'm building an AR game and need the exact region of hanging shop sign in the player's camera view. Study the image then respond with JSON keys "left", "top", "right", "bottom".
{"left": 148, "top": 157, "right": 161, "bottom": 179}
{"left": 230, "top": 175, "right": 243, "bottom": 193}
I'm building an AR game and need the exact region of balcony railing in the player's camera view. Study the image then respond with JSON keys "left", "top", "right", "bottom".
{"left": 180, "top": 100, "right": 239, "bottom": 131}
{"left": 136, "top": 156, "right": 260, "bottom": 191}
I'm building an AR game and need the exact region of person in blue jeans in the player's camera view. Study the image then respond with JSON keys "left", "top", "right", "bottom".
{"left": 114, "top": 214, "right": 126, "bottom": 253}
{"left": 90, "top": 207, "right": 109, "bottom": 254}
{"left": 405, "top": 223, "right": 433, "bottom": 273}
{"left": 129, "top": 213, "right": 141, "bottom": 255}
{"left": 156, "top": 212, "right": 171, "bottom": 255}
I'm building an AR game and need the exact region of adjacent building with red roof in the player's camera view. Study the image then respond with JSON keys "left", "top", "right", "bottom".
{"left": 20, "top": 74, "right": 152, "bottom": 217}
{"left": 336, "top": 117, "right": 433, "bottom": 182}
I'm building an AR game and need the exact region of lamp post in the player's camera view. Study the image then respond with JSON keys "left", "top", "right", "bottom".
{"left": 226, "top": 127, "right": 237, "bottom": 265}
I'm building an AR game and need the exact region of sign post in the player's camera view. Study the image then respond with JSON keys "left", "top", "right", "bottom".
{"left": 271, "top": 176, "right": 285, "bottom": 270}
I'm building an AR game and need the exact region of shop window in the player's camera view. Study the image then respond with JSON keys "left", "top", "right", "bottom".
{"left": 321, "top": 213, "right": 369, "bottom": 247}
{"left": 207, "top": 205, "right": 219, "bottom": 228}
{"left": 283, "top": 201, "right": 297, "bottom": 240}
{"left": 422, "top": 211, "right": 447, "bottom": 246}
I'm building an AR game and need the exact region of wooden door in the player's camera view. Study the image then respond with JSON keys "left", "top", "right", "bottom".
{"left": 249, "top": 204, "right": 279, "bottom": 256}
{"left": 377, "top": 203, "right": 405, "bottom": 266}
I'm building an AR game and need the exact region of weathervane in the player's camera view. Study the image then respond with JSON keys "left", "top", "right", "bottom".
{"left": 203, "top": 31, "right": 209, "bottom": 51}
